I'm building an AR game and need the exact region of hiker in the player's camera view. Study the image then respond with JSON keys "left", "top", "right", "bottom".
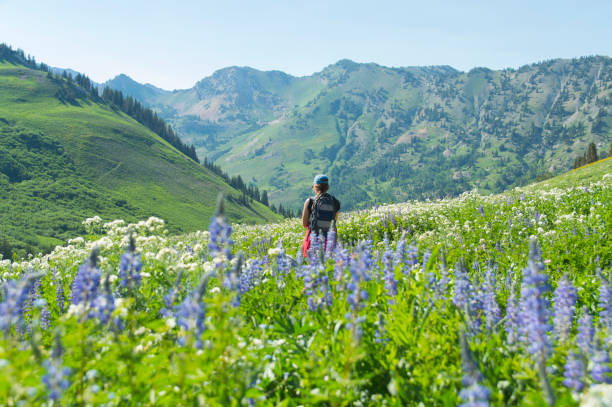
{"left": 302, "top": 174, "right": 340, "bottom": 257}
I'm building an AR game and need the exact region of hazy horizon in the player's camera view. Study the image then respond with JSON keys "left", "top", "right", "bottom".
{"left": 1, "top": 0, "right": 610, "bottom": 90}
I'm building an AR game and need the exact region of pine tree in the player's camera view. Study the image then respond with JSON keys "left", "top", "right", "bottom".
{"left": 261, "top": 191, "right": 269, "bottom": 206}
{"left": 586, "top": 142, "right": 598, "bottom": 164}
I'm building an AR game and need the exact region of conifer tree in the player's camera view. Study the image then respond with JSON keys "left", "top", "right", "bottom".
{"left": 261, "top": 191, "right": 269, "bottom": 206}
{"left": 586, "top": 142, "right": 598, "bottom": 164}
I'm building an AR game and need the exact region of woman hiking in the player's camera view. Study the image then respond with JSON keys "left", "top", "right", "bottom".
{"left": 302, "top": 174, "right": 341, "bottom": 257}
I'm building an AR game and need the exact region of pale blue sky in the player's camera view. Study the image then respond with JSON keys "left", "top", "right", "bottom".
{"left": 1, "top": 0, "right": 610, "bottom": 90}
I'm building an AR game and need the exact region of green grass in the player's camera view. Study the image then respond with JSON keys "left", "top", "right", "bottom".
{"left": 0, "top": 156, "right": 610, "bottom": 406}
{"left": 0, "top": 62, "right": 280, "bottom": 257}
{"left": 528, "top": 157, "right": 612, "bottom": 190}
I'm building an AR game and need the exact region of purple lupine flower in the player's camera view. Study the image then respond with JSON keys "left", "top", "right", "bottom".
{"left": 308, "top": 231, "right": 322, "bottom": 264}
{"left": 161, "top": 270, "right": 184, "bottom": 318}
{"left": 382, "top": 244, "right": 397, "bottom": 299}
{"left": 208, "top": 195, "right": 233, "bottom": 263}
{"left": 42, "top": 334, "right": 71, "bottom": 401}
{"left": 345, "top": 315, "right": 366, "bottom": 342}
{"left": 52, "top": 269, "right": 65, "bottom": 314}
{"left": 119, "top": 236, "right": 142, "bottom": 290}
{"left": 563, "top": 351, "right": 585, "bottom": 392}
{"left": 459, "top": 330, "right": 490, "bottom": 407}
{"left": 26, "top": 279, "right": 51, "bottom": 330}
{"left": 436, "top": 256, "right": 450, "bottom": 303}
{"left": 352, "top": 242, "right": 373, "bottom": 283}
{"left": 599, "top": 275, "right": 612, "bottom": 331}
{"left": 325, "top": 225, "right": 337, "bottom": 258}
{"left": 303, "top": 263, "right": 331, "bottom": 312}
{"left": 240, "top": 259, "right": 264, "bottom": 295}
{"left": 70, "top": 249, "right": 101, "bottom": 307}
{"left": 482, "top": 268, "right": 500, "bottom": 331}
{"left": 553, "top": 274, "right": 577, "bottom": 343}
{"left": 275, "top": 251, "right": 293, "bottom": 279}
{"left": 374, "top": 328, "right": 389, "bottom": 346}
{"left": 224, "top": 254, "right": 244, "bottom": 307}
{"left": 346, "top": 243, "right": 371, "bottom": 313}
{"left": 453, "top": 261, "right": 471, "bottom": 312}
{"left": 505, "top": 282, "right": 520, "bottom": 345}
{"left": 42, "top": 360, "right": 71, "bottom": 400}
{"left": 0, "top": 275, "right": 39, "bottom": 332}
{"left": 577, "top": 309, "right": 595, "bottom": 356}
{"left": 590, "top": 349, "right": 611, "bottom": 384}
{"left": 173, "top": 275, "right": 210, "bottom": 348}
{"left": 517, "top": 239, "right": 551, "bottom": 357}
{"left": 23, "top": 276, "right": 43, "bottom": 330}
{"left": 90, "top": 278, "right": 115, "bottom": 324}
{"left": 176, "top": 297, "right": 206, "bottom": 348}
{"left": 40, "top": 303, "right": 51, "bottom": 330}
{"left": 394, "top": 233, "right": 406, "bottom": 268}
{"left": 477, "top": 204, "right": 485, "bottom": 217}
{"left": 459, "top": 384, "right": 491, "bottom": 407}
{"left": 406, "top": 243, "right": 418, "bottom": 270}
{"left": 332, "top": 244, "right": 351, "bottom": 281}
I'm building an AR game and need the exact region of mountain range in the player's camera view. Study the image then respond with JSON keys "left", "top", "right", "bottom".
{"left": 0, "top": 45, "right": 279, "bottom": 257}
{"left": 104, "top": 57, "right": 612, "bottom": 210}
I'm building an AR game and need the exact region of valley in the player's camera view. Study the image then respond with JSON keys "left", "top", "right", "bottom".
{"left": 105, "top": 57, "right": 612, "bottom": 210}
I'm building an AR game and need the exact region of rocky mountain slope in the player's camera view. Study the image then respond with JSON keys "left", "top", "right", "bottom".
{"left": 105, "top": 56, "right": 612, "bottom": 210}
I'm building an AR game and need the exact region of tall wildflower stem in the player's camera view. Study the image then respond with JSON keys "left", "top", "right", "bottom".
{"left": 537, "top": 352, "right": 555, "bottom": 406}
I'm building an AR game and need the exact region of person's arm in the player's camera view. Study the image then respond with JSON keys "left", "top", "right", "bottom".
{"left": 302, "top": 199, "right": 311, "bottom": 228}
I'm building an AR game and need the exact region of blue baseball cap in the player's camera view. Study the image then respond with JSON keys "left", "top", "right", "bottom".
{"left": 313, "top": 174, "right": 329, "bottom": 185}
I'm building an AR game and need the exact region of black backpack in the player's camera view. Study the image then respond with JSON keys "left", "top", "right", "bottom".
{"left": 309, "top": 193, "right": 337, "bottom": 235}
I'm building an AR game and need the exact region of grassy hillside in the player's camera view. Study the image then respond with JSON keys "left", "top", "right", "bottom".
{"left": 0, "top": 133, "right": 609, "bottom": 405}
{"left": 108, "top": 57, "right": 612, "bottom": 211}
{"left": 527, "top": 156, "right": 612, "bottom": 190}
{"left": 0, "top": 60, "right": 280, "bottom": 258}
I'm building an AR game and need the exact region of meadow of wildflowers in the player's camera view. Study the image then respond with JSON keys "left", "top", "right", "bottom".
{"left": 0, "top": 173, "right": 610, "bottom": 406}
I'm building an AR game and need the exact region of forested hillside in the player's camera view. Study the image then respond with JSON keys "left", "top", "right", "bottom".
{"left": 0, "top": 44, "right": 280, "bottom": 257}
{"left": 106, "top": 57, "right": 612, "bottom": 210}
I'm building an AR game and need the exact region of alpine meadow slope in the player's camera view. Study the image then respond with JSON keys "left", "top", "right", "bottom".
{"left": 105, "top": 57, "right": 612, "bottom": 210}
{"left": 0, "top": 46, "right": 281, "bottom": 258}
{"left": 0, "top": 148, "right": 609, "bottom": 406}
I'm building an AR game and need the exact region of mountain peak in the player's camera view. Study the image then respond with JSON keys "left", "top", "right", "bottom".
{"left": 103, "top": 74, "right": 168, "bottom": 101}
